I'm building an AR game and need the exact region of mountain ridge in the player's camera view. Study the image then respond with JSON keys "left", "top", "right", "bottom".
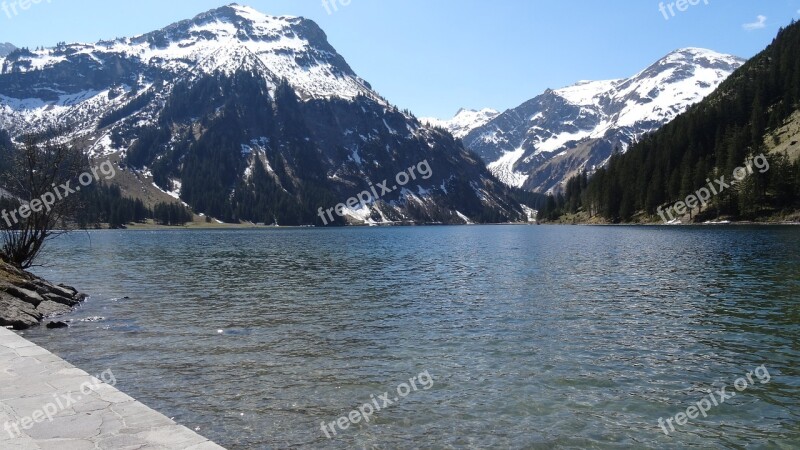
{"left": 432, "top": 48, "right": 745, "bottom": 193}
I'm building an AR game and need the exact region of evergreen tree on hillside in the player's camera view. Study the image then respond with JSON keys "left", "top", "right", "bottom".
{"left": 153, "top": 202, "right": 193, "bottom": 226}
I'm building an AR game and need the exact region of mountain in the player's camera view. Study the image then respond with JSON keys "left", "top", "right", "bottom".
{"left": 0, "top": 4, "right": 523, "bottom": 225}
{"left": 0, "top": 44, "right": 15, "bottom": 58}
{"left": 458, "top": 48, "right": 744, "bottom": 193}
{"left": 556, "top": 21, "right": 800, "bottom": 223}
{"left": 423, "top": 108, "right": 499, "bottom": 139}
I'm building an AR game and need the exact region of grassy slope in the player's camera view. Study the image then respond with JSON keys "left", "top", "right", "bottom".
{"left": 767, "top": 110, "right": 800, "bottom": 161}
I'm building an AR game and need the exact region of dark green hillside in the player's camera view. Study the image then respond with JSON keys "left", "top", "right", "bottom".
{"left": 545, "top": 20, "right": 800, "bottom": 223}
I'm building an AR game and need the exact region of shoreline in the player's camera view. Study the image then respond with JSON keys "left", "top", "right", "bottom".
{"left": 88, "top": 220, "right": 800, "bottom": 230}
{"left": 0, "top": 328, "right": 225, "bottom": 448}
{"left": 543, "top": 221, "right": 800, "bottom": 227}
{"left": 0, "top": 261, "right": 87, "bottom": 330}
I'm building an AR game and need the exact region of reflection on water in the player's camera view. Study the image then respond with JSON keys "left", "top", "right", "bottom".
{"left": 21, "top": 225, "right": 800, "bottom": 449}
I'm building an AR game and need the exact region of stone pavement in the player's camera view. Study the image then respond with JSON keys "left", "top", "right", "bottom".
{"left": 0, "top": 327, "right": 225, "bottom": 449}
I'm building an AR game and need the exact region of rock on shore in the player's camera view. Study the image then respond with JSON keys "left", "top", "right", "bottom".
{"left": 0, "top": 261, "right": 86, "bottom": 330}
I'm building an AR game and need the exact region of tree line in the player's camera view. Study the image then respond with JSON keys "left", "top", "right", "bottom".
{"left": 75, "top": 184, "right": 193, "bottom": 228}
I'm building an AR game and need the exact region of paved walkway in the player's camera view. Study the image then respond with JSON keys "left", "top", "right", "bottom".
{"left": 0, "top": 327, "right": 225, "bottom": 449}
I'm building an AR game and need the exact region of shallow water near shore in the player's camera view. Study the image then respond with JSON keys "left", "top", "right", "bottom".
{"left": 21, "top": 225, "right": 800, "bottom": 449}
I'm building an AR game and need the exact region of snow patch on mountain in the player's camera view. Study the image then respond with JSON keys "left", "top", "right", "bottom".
{"left": 423, "top": 108, "right": 500, "bottom": 139}
{"left": 555, "top": 79, "right": 621, "bottom": 106}
{"left": 487, "top": 147, "right": 529, "bottom": 188}
{"left": 1, "top": 4, "right": 371, "bottom": 103}
{"left": 553, "top": 48, "right": 742, "bottom": 135}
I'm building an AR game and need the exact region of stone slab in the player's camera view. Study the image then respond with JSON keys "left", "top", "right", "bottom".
{"left": 0, "top": 328, "right": 225, "bottom": 449}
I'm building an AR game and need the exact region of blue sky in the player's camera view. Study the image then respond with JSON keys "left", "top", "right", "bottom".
{"left": 1, "top": 0, "right": 799, "bottom": 118}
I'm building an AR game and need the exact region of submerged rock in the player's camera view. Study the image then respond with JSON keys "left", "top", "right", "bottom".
{"left": 46, "top": 321, "right": 69, "bottom": 329}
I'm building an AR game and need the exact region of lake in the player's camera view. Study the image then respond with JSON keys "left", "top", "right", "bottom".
{"left": 22, "top": 225, "right": 800, "bottom": 449}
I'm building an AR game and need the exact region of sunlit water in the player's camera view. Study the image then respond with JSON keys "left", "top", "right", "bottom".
{"left": 20, "top": 226, "right": 800, "bottom": 449}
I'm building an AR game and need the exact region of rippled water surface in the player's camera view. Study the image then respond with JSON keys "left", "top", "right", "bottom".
{"left": 21, "top": 226, "right": 800, "bottom": 449}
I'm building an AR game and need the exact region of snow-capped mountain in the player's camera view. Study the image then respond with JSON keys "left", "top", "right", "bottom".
{"left": 0, "top": 4, "right": 371, "bottom": 131}
{"left": 423, "top": 108, "right": 499, "bottom": 139}
{"left": 0, "top": 43, "right": 15, "bottom": 58}
{"left": 460, "top": 48, "right": 745, "bottom": 192}
{"left": 0, "top": 4, "right": 523, "bottom": 225}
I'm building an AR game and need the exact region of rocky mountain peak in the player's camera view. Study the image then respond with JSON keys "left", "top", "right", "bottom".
{"left": 458, "top": 48, "right": 745, "bottom": 192}
{"left": 0, "top": 43, "right": 16, "bottom": 58}
{"left": 423, "top": 108, "right": 500, "bottom": 139}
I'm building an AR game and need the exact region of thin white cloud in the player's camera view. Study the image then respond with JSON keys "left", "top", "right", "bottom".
{"left": 743, "top": 15, "right": 767, "bottom": 31}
